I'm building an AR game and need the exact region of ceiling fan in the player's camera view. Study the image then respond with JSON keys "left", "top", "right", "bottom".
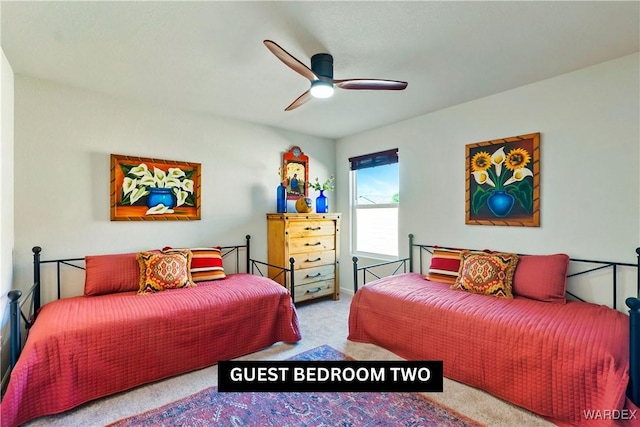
{"left": 264, "top": 40, "right": 408, "bottom": 111}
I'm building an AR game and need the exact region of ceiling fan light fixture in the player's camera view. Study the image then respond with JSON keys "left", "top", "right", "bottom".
{"left": 310, "top": 80, "right": 334, "bottom": 98}
{"left": 263, "top": 40, "right": 407, "bottom": 111}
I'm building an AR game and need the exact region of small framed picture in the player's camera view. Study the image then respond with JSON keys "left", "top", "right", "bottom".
{"left": 282, "top": 146, "right": 309, "bottom": 200}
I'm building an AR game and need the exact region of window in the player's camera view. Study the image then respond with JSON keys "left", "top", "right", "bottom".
{"left": 350, "top": 149, "right": 399, "bottom": 258}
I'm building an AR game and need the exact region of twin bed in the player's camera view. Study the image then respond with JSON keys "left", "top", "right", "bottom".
{"left": 349, "top": 236, "right": 640, "bottom": 426}
{"left": 2, "top": 237, "right": 301, "bottom": 427}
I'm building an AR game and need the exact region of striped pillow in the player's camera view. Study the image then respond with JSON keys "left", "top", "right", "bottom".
{"left": 163, "top": 247, "right": 226, "bottom": 282}
{"left": 426, "top": 248, "right": 462, "bottom": 284}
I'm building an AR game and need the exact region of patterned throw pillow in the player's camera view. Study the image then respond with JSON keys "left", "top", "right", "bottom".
{"left": 452, "top": 250, "right": 519, "bottom": 298}
{"left": 137, "top": 250, "right": 195, "bottom": 295}
{"left": 163, "top": 247, "right": 226, "bottom": 282}
{"left": 426, "top": 248, "right": 462, "bottom": 284}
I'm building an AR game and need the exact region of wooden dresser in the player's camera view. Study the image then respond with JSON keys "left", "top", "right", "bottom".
{"left": 266, "top": 213, "right": 340, "bottom": 303}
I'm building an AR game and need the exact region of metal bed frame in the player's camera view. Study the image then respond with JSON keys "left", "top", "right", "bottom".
{"left": 352, "top": 234, "right": 640, "bottom": 407}
{"left": 7, "top": 235, "right": 296, "bottom": 372}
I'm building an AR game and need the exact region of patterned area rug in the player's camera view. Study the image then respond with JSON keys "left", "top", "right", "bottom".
{"left": 108, "top": 345, "right": 483, "bottom": 427}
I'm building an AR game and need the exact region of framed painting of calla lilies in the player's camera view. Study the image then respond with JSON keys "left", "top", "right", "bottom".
{"left": 110, "top": 154, "right": 201, "bottom": 221}
{"left": 465, "top": 133, "right": 540, "bottom": 227}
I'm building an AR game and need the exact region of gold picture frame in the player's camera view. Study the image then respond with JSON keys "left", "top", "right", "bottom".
{"left": 465, "top": 133, "right": 540, "bottom": 227}
{"left": 110, "top": 154, "right": 201, "bottom": 221}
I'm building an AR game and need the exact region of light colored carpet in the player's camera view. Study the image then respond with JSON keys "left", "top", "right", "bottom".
{"left": 25, "top": 294, "right": 552, "bottom": 427}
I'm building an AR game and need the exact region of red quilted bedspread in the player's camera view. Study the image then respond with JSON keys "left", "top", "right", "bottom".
{"left": 1, "top": 274, "right": 301, "bottom": 427}
{"left": 348, "top": 273, "right": 630, "bottom": 426}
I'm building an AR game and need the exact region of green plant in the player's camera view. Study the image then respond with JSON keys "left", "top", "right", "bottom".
{"left": 310, "top": 176, "right": 335, "bottom": 192}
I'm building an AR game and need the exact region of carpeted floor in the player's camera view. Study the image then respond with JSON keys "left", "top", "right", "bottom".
{"left": 24, "top": 293, "right": 552, "bottom": 426}
{"left": 107, "top": 345, "right": 484, "bottom": 427}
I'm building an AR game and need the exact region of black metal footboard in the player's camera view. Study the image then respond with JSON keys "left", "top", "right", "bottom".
{"left": 352, "top": 235, "right": 413, "bottom": 292}
{"left": 7, "top": 235, "right": 295, "bottom": 371}
{"left": 229, "top": 235, "right": 296, "bottom": 300}
{"left": 353, "top": 234, "right": 640, "bottom": 407}
{"left": 625, "top": 247, "right": 640, "bottom": 407}
{"left": 627, "top": 296, "right": 640, "bottom": 407}
{"left": 248, "top": 257, "right": 296, "bottom": 303}
{"left": 7, "top": 246, "right": 46, "bottom": 370}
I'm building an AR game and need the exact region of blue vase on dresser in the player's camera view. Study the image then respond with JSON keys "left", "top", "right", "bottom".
{"left": 315, "top": 190, "right": 328, "bottom": 213}
{"left": 277, "top": 183, "right": 287, "bottom": 213}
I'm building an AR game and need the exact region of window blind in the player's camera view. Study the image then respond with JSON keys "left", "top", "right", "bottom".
{"left": 349, "top": 148, "right": 398, "bottom": 171}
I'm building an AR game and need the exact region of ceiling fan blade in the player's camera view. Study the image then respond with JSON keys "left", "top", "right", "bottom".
{"left": 264, "top": 40, "right": 317, "bottom": 82}
{"left": 285, "top": 90, "right": 312, "bottom": 111}
{"left": 333, "top": 79, "right": 408, "bottom": 91}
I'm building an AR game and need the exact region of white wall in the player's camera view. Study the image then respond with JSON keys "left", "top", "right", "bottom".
{"left": 13, "top": 76, "right": 335, "bottom": 301}
{"left": 10, "top": 54, "right": 640, "bottom": 310}
{"left": 337, "top": 53, "right": 640, "bottom": 309}
{"left": 1, "top": 50, "right": 15, "bottom": 312}
{"left": 1, "top": 48, "right": 15, "bottom": 387}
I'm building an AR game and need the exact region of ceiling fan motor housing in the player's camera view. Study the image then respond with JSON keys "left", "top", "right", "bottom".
{"left": 311, "top": 53, "right": 333, "bottom": 81}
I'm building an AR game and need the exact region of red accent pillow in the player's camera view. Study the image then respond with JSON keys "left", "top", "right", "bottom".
{"left": 512, "top": 254, "right": 570, "bottom": 304}
{"left": 84, "top": 252, "right": 140, "bottom": 296}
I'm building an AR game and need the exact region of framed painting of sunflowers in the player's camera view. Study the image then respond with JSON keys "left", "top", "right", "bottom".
{"left": 110, "top": 154, "right": 201, "bottom": 221}
{"left": 465, "top": 133, "right": 540, "bottom": 226}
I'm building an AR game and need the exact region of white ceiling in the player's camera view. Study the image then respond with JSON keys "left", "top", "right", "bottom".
{"left": 2, "top": 1, "right": 638, "bottom": 139}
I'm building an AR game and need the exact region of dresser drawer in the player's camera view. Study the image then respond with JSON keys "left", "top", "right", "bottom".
{"left": 294, "top": 264, "right": 335, "bottom": 286}
{"left": 288, "top": 221, "right": 335, "bottom": 238}
{"left": 288, "top": 236, "right": 335, "bottom": 253}
{"left": 294, "top": 279, "right": 334, "bottom": 302}
{"left": 290, "top": 250, "right": 335, "bottom": 269}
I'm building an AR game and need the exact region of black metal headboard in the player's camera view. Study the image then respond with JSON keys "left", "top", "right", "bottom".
{"left": 353, "top": 234, "right": 639, "bottom": 309}
{"left": 7, "top": 235, "right": 297, "bottom": 371}
{"left": 406, "top": 234, "right": 638, "bottom": 310}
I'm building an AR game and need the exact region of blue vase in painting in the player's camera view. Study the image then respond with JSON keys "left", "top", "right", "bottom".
{"left": 147, "top": 187, "right": 176, "bottom": 209}
{"left": 487, "top": 190, "right": 514, "bottom": 217}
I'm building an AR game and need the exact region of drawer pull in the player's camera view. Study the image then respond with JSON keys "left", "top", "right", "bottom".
{"left": 305, "top": 226, "right": 322, "bottom": 231}
{"left": 306, "top": 287, "right": 322, "bottom": 294}
{"left": 305, "top": 242, "right": 322, "bottom": 246}
{"left": 306, "top": 272, "right": 322, "bottom": 279}
{"left": 306, "top": 257, "right": 322, "bottom": 262}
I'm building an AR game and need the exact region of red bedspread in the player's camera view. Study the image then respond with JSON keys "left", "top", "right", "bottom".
{"left": 1, "top": 273, "right": 301, "bottom": 427}
{"left": 348, "top": 273, "right": 629, "bottom": 426}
